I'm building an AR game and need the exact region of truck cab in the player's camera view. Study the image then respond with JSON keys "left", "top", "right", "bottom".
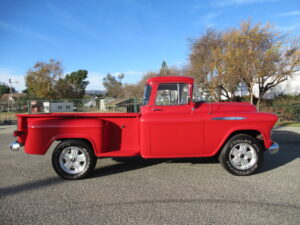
{"left": 140, "top": 76, "right": 205, "bottom": 158}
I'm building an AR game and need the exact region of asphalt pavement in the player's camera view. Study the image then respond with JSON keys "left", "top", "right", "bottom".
{"left": 0, "top": 125, "right": 299, "bottom": 225}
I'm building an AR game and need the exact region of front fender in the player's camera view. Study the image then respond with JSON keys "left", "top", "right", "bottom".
{"left": 24, "top": 118, "right": 105, "bottom": 155}
{"left": 217, "top": 127, "right": 271, "bottom": 152}
{"left": 205, "top": 113, "right": 277, "bottom": 156}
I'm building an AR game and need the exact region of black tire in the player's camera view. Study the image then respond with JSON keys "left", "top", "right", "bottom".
{"left": 52, "top": 139, "right": 97, "bottom": 180}
{"left": 218, "top": 134, "right": 263, "bottom": 176}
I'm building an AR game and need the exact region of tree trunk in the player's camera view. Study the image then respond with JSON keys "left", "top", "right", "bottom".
{"left": 256, "top": 97, "right": 262, "bottom": 110}
{"left": 248, "top": 83, "right": 254, "bottom": 105}
{"left": 249, "top": 89, "right": 254, "bottom": 105}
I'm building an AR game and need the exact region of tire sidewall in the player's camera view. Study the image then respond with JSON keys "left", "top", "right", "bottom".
{"left": 220, "top": 134, "right": 263, "bottom": 176}
{"left": 52, "top": 140, "right": 96, "bottom": 180}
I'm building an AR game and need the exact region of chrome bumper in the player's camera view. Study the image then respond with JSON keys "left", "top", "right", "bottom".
{"left": 268, "top": 142, "right": 279, "bottom": 155}
{"left": 9, "top": 141, "right": 22, "bottom": 151}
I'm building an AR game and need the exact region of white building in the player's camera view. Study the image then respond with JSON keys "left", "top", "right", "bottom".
{"left": 254, "top": 71, "right": 300, "bottom": 99}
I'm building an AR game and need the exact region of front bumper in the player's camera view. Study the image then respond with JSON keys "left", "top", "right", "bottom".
{"left": 9, "top": 141, "right": 23, "bottom": 151}
{"left": 268, "top": 142, "right": 279, "bottom": 155}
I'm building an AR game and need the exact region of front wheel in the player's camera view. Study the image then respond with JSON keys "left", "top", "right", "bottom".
{"left": 218, "top": 134, "right": 263, "bottom": 176}
{"left": 52, "top": 139, "right": 97, "bottom": 180}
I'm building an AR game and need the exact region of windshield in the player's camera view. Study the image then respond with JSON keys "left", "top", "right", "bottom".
{"left": 142, "top": 85, "right": 151, "bottom": 105}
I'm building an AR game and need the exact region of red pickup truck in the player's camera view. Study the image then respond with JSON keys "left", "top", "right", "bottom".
{"left": 10, "top": 76, "right": 279, "bottom": 179}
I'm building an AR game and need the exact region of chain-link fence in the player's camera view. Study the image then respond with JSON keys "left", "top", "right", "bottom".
{"left": 0, "top": 98, "right": 299, "bottom": 125}
{"left": 0, "top": 98, "right": 141, "bottom": 124}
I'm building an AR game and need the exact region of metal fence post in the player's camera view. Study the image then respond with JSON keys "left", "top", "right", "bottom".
{"left": 133, "top": 97, "right": 137, "bottom": 113}
{"left": 27, "top": 100, "right": 31, "bottom": 114}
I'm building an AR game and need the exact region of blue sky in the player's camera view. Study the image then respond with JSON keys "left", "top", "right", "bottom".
{"left": 0, "top": 0, "right": 299, "bottom": 91}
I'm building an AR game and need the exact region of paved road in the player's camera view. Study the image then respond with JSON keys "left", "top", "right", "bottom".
{"left": 0, "top": 125, "right": 299, "bottom": 225}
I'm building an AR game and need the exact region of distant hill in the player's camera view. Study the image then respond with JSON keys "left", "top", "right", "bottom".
{"left": 86, "top": 90, "right": 107, "bottom": 95}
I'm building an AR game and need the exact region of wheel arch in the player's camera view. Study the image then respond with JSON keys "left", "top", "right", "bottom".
{"left": 215, "top": 129, "right": 266, "bottom": 157}
{"left": 54, "top": 137, "right": 96, "bottom": 155}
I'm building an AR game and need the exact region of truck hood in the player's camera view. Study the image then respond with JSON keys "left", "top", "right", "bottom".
{"left": 209, "top": 102, "right": 257, "bottom": 113}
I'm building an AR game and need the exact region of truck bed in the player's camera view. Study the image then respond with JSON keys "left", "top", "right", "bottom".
{"left": 16, "top": 112, "right": 141, "bottom": 157}
{"left": 17, "top": 112, "right": 140, "bottom": 118}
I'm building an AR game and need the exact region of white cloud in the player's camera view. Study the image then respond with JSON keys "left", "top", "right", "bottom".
{"left": 276, "top": 22, "right": 300, "bottom": 32}
{"left": 111, "top": 71, "right": 144, "bottom": 85}
{"left": 0, "top": 69, "right": 142, "bottom": 92}
{"left": 172, "top": 60, "right": 187, "bottom": 67}
{"left": 214, "top": 0, "right": 277, "bottom": 7}
{"left": 0, "top": 69, "right": 144, "bottom": 92}
{"left": 112, "top": 71, "right": 143, "bottom": 77}
{"left": 0, "top": 68, "right": 26, "bottom": 92}
{"left": 112, "top": 70, "right": 143, "bottom": 81}
{"left": 0, "top": 20, "right": 56, "bottom": 44}
{"left": 277, "top": 10, "right": 300, "bottom": 17}
{"left": 201, "top": 12, "right": 222, "bottom": 28}
{"left": 86, "top": 72, "right": 105, "bottom": 90}
{"left": 192, "top": 5, "right": 205, "bottom": 11}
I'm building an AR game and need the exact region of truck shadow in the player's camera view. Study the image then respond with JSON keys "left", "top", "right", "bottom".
{"left": 167, "top": 130, "right": 300, "bottom": 174}
{"left": 90, "top": 157, "right": 219, "bottom": 179}
{"left": 90, "top": 157, "right": 166, "bottom": 179}
{"left": 258, "top": 130, "right": 300, "bottom": 173}
{"left": 0, "top": 177, "right": 64, "bottom": 197}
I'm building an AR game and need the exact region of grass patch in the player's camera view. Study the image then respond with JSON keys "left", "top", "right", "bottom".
{"left": 276, "top": 122, "right": 300, "bottom": 127}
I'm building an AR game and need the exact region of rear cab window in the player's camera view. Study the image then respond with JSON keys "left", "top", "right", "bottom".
{"left": 142, "top": 85, "right": 151, "bottom": 105}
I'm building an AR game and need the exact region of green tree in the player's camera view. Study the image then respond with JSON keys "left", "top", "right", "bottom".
{"left": 103, "top": 73, "right": 124, "bottom": 98}
{"left": 159, "top": 60, "right": 171, "bottom": 75}
{"left": 64, "top": 70, "right": 89, "bottom": 98}
{"left": 0, "top": 82, "right": 16, "bottom": 96}
{"left": 54, "top": 78, "right": 75, "bottom": 99}
{"left": 25, "top": 59, "right": 63, "bottom": 99}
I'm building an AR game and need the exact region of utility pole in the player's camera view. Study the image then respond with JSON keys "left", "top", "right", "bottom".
{"left": 8, "top": 79, "right": 18, "bottom": 112}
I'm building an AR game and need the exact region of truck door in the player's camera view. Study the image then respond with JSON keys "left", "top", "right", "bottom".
{"left": 148, "top": 83, "right": 204, "bottom": 157}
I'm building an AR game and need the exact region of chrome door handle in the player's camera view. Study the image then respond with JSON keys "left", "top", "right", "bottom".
{"left": 152, "top": 108, "right": 163, "bottom": 111}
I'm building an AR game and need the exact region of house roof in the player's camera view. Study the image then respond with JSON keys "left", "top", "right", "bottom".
{"left": 106, "top": 98, "right": 132, "bottom": 106}
{"left": 1, "top": 93, "right": 24, "bottom": 101}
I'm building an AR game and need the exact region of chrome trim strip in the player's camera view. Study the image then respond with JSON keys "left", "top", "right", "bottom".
{"left": 211, "top": 117, "right": 247, "bottom": 120}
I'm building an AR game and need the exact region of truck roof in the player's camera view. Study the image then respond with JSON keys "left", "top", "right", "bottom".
{"left": 146, "top": 76, "right": 194, "bottom": 84}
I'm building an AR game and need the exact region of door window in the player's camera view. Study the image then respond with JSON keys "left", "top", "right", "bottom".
{"left": 155, "top": 83, "right": 189, "bottom": 106}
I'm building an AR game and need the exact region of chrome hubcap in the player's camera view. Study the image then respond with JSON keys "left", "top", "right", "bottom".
{"left": 229, "top": 143, "right": 257, "bottom": 170}
{"left": 59, "top": 147, "right": 87, "bottom": 174}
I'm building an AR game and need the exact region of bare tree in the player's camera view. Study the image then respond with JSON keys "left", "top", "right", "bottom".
{"left": 189, "top": 30, "right": 240, "bottom": 101}
{"left": 103, "top": 73, "right": 124, "bottom": 98}
{"left": 188, "top": 21, "right": 300, "bottom": 106}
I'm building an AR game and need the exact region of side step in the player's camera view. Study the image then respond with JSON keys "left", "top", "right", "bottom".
{"left": 97, "top": 150, "right": 140, "bottom": 157}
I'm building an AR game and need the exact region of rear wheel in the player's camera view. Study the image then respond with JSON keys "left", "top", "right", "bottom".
{"left": 52, "top": 140, "right": 97, "bottom": 180}
{"left": 218, "top": 134, "right": 263, "bottom": 176}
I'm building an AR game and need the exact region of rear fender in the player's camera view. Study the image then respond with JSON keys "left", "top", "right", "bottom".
{"left": 24, "top": 118, "right": 105, "bottom": 155}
